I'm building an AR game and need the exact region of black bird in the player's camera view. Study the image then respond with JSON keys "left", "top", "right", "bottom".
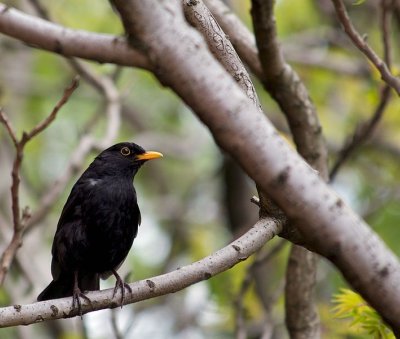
{"left": 37, "top": 142, "right": 162, "bottom": 313}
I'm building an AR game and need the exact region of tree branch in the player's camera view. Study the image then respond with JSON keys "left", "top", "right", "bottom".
{"left": 25, "top": 71, "right": 121, "bottom": 233}
{"left": 330, "top": 85, "right": 392, "bottom": 180}
{"left": 111, "top": 0, "right": 400, "bottom": 330}
{"left": 22, "top": 77, "right": 79, "bottom": 143}
{"left": 330, "top": 0, "right": 400, "bottom": 95}
{"left": 251, "top": 0, "right": 326, "bottom": 336}
{"left": 204, "top": 0, "right": 264, "bottom": 80}
{"left": 183, "top": 0, "right": 260, "bottom": 109}
{"left": 11, "top": 0, "right": 123, "bottom": 234}
{"left": 285, "top": 246, "right": 320, "bottom": 339}
{"left": 0, "top": 78, "right": 79, "bottom": 286}
{"left": 330, "top": 1, "right": 394, "bottom": 180}
{"left": 0, "top": 218, "right": 281, "bottom": 327}
{"left": 0, "top": 3, "right": 150, "bottom": 69}
{"left": 234, "top": 240, "right": 286, "bottom": 338}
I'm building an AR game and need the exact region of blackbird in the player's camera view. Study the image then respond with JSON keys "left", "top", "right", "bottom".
{"left": 37, "top": 142, "right": 162, "bottom": 313}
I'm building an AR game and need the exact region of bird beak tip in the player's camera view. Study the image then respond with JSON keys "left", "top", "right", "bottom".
{"left": 136, "top": 151, "right": 163, "bottom": 161}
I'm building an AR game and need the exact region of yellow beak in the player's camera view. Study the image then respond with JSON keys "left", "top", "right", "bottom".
{"left": 136, "top": 151, "right": 163, "bottom": 161}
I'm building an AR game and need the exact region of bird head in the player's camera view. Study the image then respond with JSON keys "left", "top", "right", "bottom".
{"left": 90, "top": 142, "right": 163, "bottom": 178}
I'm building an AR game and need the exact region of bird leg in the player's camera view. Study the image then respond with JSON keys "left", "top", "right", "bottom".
{"left": 72, "top": 271, "right": 92, "bottom": 317}
{"left": 111, "top": 269, "right": 132, "bottom": 307}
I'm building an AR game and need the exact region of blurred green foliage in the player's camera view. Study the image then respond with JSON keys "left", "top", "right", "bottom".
{"left": 0, "top": 0, "right": 399, "bottom": 338}
{"left": 332, "top": 289, "right": 395, "bottom": 338}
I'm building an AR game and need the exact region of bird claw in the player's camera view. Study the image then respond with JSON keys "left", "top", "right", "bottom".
{"left": 112, "top": 270, "right": 132, "bottom": 307}
{"left": 72, "top": 288, "right": 92, "bottom": 318}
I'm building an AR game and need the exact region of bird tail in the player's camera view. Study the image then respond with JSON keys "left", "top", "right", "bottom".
{"left": 37, "top": 272, "right": 100, "bottom": 301}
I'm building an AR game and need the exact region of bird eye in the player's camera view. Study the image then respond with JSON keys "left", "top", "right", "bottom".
{"left": 120, "top": 147, "right": 131, "bottom": 156}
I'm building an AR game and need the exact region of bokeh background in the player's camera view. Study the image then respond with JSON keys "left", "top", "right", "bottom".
{"left": 1, "top": 0, "right": 400, "bottom": 338}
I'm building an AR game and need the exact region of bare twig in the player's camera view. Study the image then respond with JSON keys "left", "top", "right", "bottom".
{"left": 330, "top": 2, "right": 394, "bottom": 180}
{"left": 331, "top": 0, "right": 400, "bottom": 95}
{"left": 330, "top": 85, "right": 392, "bottom": 180}
{"left": 0, "top": 111, "right": 18, "bottom": 147}
{"left": 381, "top": 0, "right": 393, "bottom": 67}
{"left": 19, "top": 1, "right": 121, "bottom": 233}
{"left": 26, "top": 0, "right": 50, "bottom": 19}
{"left": 0, "top": 78, "right": 79, "bottom": 286}
{"left": 23, "top": 77, "right": 79, "bottom": 143}
{"left": 25, "top": 71, "right": 121, "bottom": 233}
{"left": 110, "top": 309, "right": 123, "bottom": 339}
{"left": 234, "top": 240, "right": 286, "bottom": 339}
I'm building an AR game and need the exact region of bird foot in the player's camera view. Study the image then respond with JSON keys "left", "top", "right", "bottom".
{"left": 112, "top": 270, "right": 132, "bottom": 307}
{"left": 72, "top": 286, "right": 92, "bottom": 318}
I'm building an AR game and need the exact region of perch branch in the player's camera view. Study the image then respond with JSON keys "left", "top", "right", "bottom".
{"left": 0, "top": 218, "right": 281, "bottom": 326}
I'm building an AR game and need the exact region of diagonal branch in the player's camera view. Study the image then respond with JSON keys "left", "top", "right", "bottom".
{"left": 0, "top": 111, "right": 18, "bottom": 148}
{"left": 330, "top": 85, "right": 392, "bottom": 180}
{"left": 0, "top": 3, "right": 150, "bottom": 70}
{"left": 330, "top": 0, "right": 400, "bottom": 95}
{"left": 0, "top": 78, "right": 79, "bottom": 286}
{"left": 330, "top": 0, "right": 394, "bottom": 180}
{"left": 21, "top": 77, "right": 79, "bottom": 145}
{"left": 0, "top": 217, "right": 282, "bottom": 327}
{"left": 111, "top": 0, "right": 400, "bottom": 331}
{"left": 16, "top": 1, "right": 122, "bottom": 233}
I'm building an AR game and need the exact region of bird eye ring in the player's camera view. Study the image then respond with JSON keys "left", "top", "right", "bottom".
{"left": 120, "top": 147, "right": 131, "bottom": 156}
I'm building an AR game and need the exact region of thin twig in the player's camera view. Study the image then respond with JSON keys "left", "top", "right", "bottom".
{"left": 0, "top": 78, "right": 79, "bottom": 286}
{"left": 330, "top": 0, "right": 394, "bottom": 180}
{"left": 234, "top": 240, "right": 286, "bottom": 339}
{"left": 332, "top": 94, "right": 392, "bottom": 180}
{"left": 0, "top": 110, "right": 18, "bottom": 148}
{"left": 331, "top": 0, "right": 400, "bottom": 95}
{"left": 330, "top": 86, "right": 391, "bottom": 180}
{"left": 20, "top": 1, "right": 121, "bottom": 233}
{"left": 110, "top": 309, "right": 123, "bottom": 339}
{"left": 22, "top": 77, "right": 79, "bottom": 145}
{"left": 381, "top": 0, "right": 393, "bottom": 67}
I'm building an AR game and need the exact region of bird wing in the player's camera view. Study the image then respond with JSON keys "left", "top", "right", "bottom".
{"left": 100, "top": 201, "right": 141, "bottom": 280}
{"left": 50, "top": 180, "right": 87, "bottom": 280}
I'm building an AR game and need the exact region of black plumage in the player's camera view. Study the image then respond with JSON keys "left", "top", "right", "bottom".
{"left": 37, "top": 142, "right": 162, "bottom": 312}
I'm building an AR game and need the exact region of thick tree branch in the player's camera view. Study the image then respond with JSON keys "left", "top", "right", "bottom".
{"left": 331, "top": 0, "right": 400, "bottom": 95}
{"left": 285, "top": 246, "right": 320, "bottom": 339}
{"left": 251, "top": 0, "right": 328, "bottom": 176}
{"left": 111, "top": 0, "right": 400, "bottom": 331}
{"left": 0, "top": 3, "right": 150, "bottom": 69}
{"left": 0, "top": 218, "right": 281, "bottom": 327}
{"left": 251, "top": 0, "right": 326, "bottom": 337}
